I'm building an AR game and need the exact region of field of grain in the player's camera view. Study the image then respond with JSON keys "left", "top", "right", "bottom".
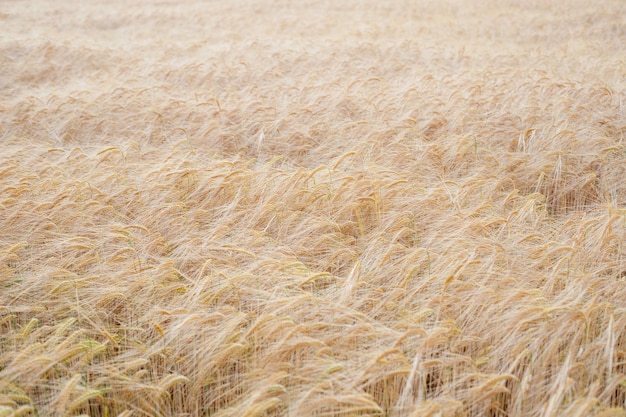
{"left": 1, "top": 0, "right": 625, "bottom": 416}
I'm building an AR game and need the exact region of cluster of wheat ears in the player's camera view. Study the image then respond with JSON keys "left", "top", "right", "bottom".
{"left": 1, "top": 0, "right": 625, "bottom": 416}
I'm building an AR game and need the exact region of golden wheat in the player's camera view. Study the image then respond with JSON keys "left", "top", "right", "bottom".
{"left": 1, "top": 0, "right": 625, "bottom": 416}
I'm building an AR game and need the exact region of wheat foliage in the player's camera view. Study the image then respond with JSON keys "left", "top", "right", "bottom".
{"left": 1, "top": 0, "right": 625, "bottom": 416}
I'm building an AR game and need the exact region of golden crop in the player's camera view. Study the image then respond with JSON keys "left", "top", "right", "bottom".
{"left": 1, "top": 0, "right": 625, "bottom": 416}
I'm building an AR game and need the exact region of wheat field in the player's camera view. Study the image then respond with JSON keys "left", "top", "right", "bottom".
{"left": 1, "top": 0, "right": 625, "bottom": 416}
